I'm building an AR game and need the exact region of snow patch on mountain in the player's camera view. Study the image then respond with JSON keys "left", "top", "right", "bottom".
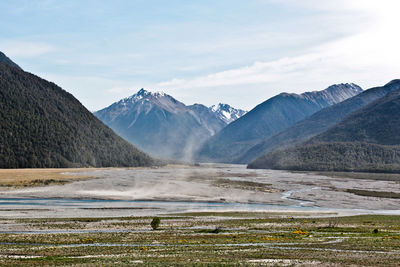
{"left": 122, "top": 88, "right": 167, "bottom": 103}
{"left": 303, "top": 83, "right": 363, "bottom": 106}
{"left": 209, "top": 103, "right": 247, "bottom": 124}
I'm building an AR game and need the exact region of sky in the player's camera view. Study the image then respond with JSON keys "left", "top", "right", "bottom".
{"left": 1, "top": 0, "right": 400, "bottom": 111}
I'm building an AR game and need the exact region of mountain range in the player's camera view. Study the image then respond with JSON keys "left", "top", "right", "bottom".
{"left": 0, "top": 53, "right": 154, "bottom": 168}
{"left": 95, "top": 89, "right": 246, "bottom": 160}
{"left": 196, "top": 83, "right": 363, "bottom": 163}
{"left": 248, "top": 80, "right": 400, "bottom": 172}
{"left": 238, "top": 80, "right": 400, "bottom": 163}
{"left": 2, "top": 49, "right": 398, "bottom": 173}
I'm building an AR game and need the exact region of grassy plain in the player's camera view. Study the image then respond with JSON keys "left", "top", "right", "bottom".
{"left": 0, "top": 168, "right": 97, "bottom": 187}
{"left": 1, "top": 212, "right": 400, "bottom": 266}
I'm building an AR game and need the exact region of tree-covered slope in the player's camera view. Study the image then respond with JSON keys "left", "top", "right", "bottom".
{"left": 238, "top": 80, "right": 400, "bottom": 164}
{"left": 196, "top": 83, "right": 362, "bottom": 163}
{"left": 248, "top": 142, "right": 400, "bottom": 173}
{"left": 248, "top": 82, "right": 400, "bottom": 172}
{"left": 0, "top": 62, "right": 154, "bottom": 168}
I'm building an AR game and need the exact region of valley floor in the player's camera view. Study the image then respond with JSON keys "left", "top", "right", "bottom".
{"left": 1, "top": 164, "right": 400, "bottom": 217}
{"left": 0, "top": 212, "right": 400, "bottom": 266}
{"left": 1, "top": 164, "right": 400, "bottom": 265}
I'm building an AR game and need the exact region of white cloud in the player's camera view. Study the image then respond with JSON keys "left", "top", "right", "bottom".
{"left": 156, "top": 0, "right": 400, "bottom": 109}
{"left": 158, "top": 53, "right": 324, "bottom": 89}
{"left": 0, "top": 40, "right": 55, "bottom": 58}
{"left": 4, "top": 0, "right": 398, "bottom": 111}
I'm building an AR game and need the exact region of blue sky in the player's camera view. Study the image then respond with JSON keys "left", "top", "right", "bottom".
{"left": 1, "top": 0, "right": 399, "bottom": 111}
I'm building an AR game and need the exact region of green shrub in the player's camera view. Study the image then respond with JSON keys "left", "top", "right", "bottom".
{"left": 151, "top": 217, "right": 161, "bottom": 230}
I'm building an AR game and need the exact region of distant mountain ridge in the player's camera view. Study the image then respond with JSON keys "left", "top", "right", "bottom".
{"left": 95, "top": 89, "right": 245, "bottom": 160}
{"left": 196, "top": 83, "right": 363, "bottom": 163}
{"left": 238, "top": 80, "right": 400, "bottom": 163}
{"left": 248, "top": 80, "right": 400, "bottom": 172}
{"left": 0, "top": 54, "right": 154, "bottom": 168}
{"left": 309, "top": 81, "right": 400, "bottom": 145}
{"left": 210, "top": 103, "right": 247, "bottom": 124}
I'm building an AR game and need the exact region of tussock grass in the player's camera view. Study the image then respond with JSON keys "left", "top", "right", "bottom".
{"left": 0, "top": 168, "right": 95, "bottom": 187}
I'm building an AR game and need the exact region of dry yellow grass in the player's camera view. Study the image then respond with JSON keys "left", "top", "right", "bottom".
{"left": 0, "top": 168, "right": 96, "bottom": 187}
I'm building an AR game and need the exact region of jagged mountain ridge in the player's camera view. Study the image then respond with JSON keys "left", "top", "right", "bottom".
{"left": 196, "top": 83, "right": 363, "bottom": 163}
{"left": 0, "top": 55, "right": 154, "bottom": 168}
{"left": 210, "top": 103, "right": 247, "bottom": 124}
{"left": 95, "top": 89, "right": 245, "bottom": 160}
{"left": 238, "top": 80, "right": 400, "bottom": 163}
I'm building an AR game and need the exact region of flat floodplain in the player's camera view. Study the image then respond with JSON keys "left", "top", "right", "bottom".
{"left": 1, "top": 213, "right": 400, "bottom": 266}
{"left": 1, "top": 164, "right": 400, "bottom": 265}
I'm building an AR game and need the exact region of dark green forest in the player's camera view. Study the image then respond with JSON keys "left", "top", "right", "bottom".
{"left": 248, "top": 142, "right": 400, "bottom": 172}
{"left": 0, "top": 63, "right": 154, "bottom": 168}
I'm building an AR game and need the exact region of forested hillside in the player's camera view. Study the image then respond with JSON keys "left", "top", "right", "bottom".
{"left": 0, "top": 62, "right": 154, "bottom": 168}
{"left": 248, "top": 142, "right": 400, "bottom": 173}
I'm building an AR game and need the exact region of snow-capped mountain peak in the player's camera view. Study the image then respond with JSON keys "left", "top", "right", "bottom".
{"left": 123, "top": 88, "right": 167, "bottom": 103}
{"left": 94, "top": 90, "right": 227, "bottom": 160}
{"left": 209, "top": 103, "right": 247, "bottom": 124}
